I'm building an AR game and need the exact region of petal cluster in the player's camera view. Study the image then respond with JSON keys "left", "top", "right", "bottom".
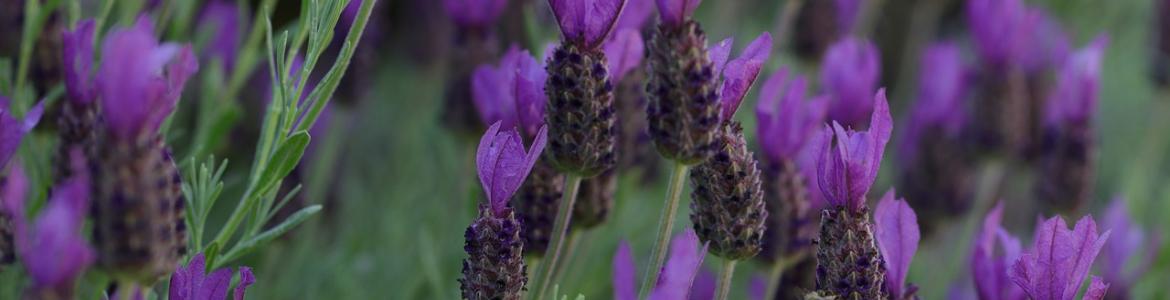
{"left": 473, "top": 47, "right": 548, "bottom": 137}
{"left": 967, "top": 0, "right": 1071, "bottom": 71}
{"left": 873, "top": 189, "right": 920, "bottom": 299}
{"left": 63, "top": 20, "right": 97, "bottom": 104}
{"left": 2, "top": 160, "right": 94, "bottom": 293}
{"left": 970, "top": 203, "right": 1026, "bottom": 300}
{"left": 549, "top": 0, "right": 628, "bottom": 48}
{"left": 0, "top": 97, "right": 43, "bottom": 169}
{"left": 603, "top": 29, "right": 645, "bottom": 84}
{"left": 477, "top": 122, "right": 549, "bottom": 215}
{"left": 716, "top": 33, "right": 773, "bottom": 121}
{"left": 755, "top": 69, "right": 829, "bottom": 163}
{"left": 1045, "top": 36, "right": 1107, "bottom": 127}
{"left": 821, "top": 38, "right": 880, "bottom": 128}
{"left": 816, "top": 90, "right": 892, "bottom": 212}
{"left": 443, "top": 0, "right": 508, "bottom": 28}
{"left": 612, "top": 229, "right": 709, "bottom": 300}
{"left": 169, "top": 253, "right": 256, "bottom": 300}
{"left": 1009, "top": 215, "right": 1111, "bottom": 300}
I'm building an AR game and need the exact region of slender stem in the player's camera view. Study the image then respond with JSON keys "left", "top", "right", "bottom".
{"left": 532, "top": 174, "right": 582, "bottom": 300}
{"left": 638, "top": 163, "right": 690, "bottom": 298}
{"left": 715, "top": 259, "right": 738, "bottom": 300}
{"left": 763, "top": 257, "right": 794, "bottom": 300}
{"left": 771, "top": 0, "right": 804, "bottom": 52}
{"left": 550, "top": 230, "right": 583, "bottom": 285}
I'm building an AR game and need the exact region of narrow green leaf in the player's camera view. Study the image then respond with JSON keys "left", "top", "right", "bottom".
{"left": 215, "top": 205, "right": 322, "bottom": 268}
{"left": 258, "top": 131, "right": 310, "bottom": 195}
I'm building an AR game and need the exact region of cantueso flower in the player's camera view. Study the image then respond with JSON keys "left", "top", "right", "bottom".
{"left": 613, "top": 229, "right": 709, "bottom": 300}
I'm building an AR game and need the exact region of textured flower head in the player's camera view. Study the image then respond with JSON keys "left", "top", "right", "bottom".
{"left": 97, "top": 16, "right": 198, "bottom": 141}
{"left": 971, "top": 202, "right": 1026, "bottom": 300}
{"left": 63, "top": 20, "right": 97, "bottom": 104}
{"left": 873, "top": 189, "right": 920, "bottom": 299}
{"left": 816, "top": 89, "right": 892, "bottom": 212}
{"left": 613, "top": 229, "right": 709, "bottom": 300}
{"left": 3, "top": 151, "right": 92, "bottom": 292}
{"left": 604, "top": 29, "right": 645, "bottom": 83}
{"left": 169, "top": 253, "right": 256, "bottom": 300}
{"left": 549, "top": 0, "right": 628, "bottom": 48}
{"left": 472, "top": 46, "right": 547, "bottom": 137}
{"left": 756, "top": 69, "right": 829, "bottom": 163}
{"left": 899, "top": 43, "right": 968, "bottom": 162}
{"left": 821, "top": 38, "right": 880, "bottom": 128}
{"left": 715, "top": 32, "right": 773, "bottom": 122}
{"left": 197, "top": 1, "right": 243, "bottom": 70}
{"left": 1098, "top": 196, "right": 1160, "bottom": 294}
{"left": 477, "top": 122, "right": 549, "bottom": 215}
{"left": 655, "top": 0, "right": 701, "bottom": 27}
{"left": 443, "top": 0, "right": 508, "bottom": 28}
{"left": 1, "top": 97, "right": 43, "bottom": 170}
{"left": 1010, "top": 215, "right": 1111, "bottom": 300}
{"left": 1045, "top": 36, "right": 1107, "bottom": 127}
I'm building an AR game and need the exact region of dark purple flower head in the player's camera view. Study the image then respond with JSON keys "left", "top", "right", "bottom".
{"left": 874, "top": 189, "right": 920, "bottom": 299}
{"left": 1009, "top": 215, "right": 1111, "bottom": 300}
{"left": 197, "top": 1, "right": 243, "bottom": 70}
{"left": 899, "top": 43, "right": 968, "bottom": 163}
{"left": 655, "top": 0, "right": 700, "bottom": 27}
{"left": 604, "top": 29, "right": 645, "bottom": 83}
{"left": 971, "top": 202, "right": 1026, "bottom": 300}
{"left": 1098, "top": 196, "right": 1160, "bottom": 295}
{"left": 97, "top": 16, "right": 198, "bottom": 141}
{"left": 472, "top": 46, "right": 547, "bottom": 137}
{"left": 616, "top": 0, "right": 655, "bottom": 31}
{"left": 821, "top": 38, "right": 880, "bottom": 128}
{"left": 63, "top": 20, "right": 97, "bottom": 104}
{"left": 169, "top": 253, "right": 256, "bottom": 300}
{"left": 1, "top": 97, "right": 43, "bottom": 170}
{"left": 816, "top": 89, "right": 892, "bottom": 212}
{"left": 756, "top": 69, "right": 829, "bottom": 163}
{"left": 477, "top": 122, "right": 548, "bottom": 215}
{"left": 549, "top": 0, "right": 628, "bottom": 48}
{"left": 717, "top": 32, "right": 773, "bottom": 121}
{"left": 613, "top": 229, "right": 709, "bottom": 300}
{"left": 1045, "top": 36, "right": 1107, "bottom": 127}
{"left": 444, "top": 0, "right": 508, "bottom": 28}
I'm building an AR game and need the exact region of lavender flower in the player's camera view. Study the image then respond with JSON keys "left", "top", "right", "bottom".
{"left": 817, "top": 90, "right": 892, "bottom": 213}
{"left": 757, "top": 69, "right": 830, "bottom": 166}
{"left": 646, "top": 0, "right": 722, "bottom": 164}
{"left": 1037, "top": 36, "right": 1107, "bottom": 214}
{"left": 461, "top": 122, "right": 547, "bottom": 300}
{"left": 544, "top": 0, "right": 626, "bottom": 176}
{"left": 1, "top": 97, "right": 43, "bottom": 267}
{"left": 1097, "top": 197, "right": 1161, "bottom": 300}
{"left": 58, "top": 19, "right": 99, "bottom": 181}
{"left": 821, "top": 38, "right": 881, "bottom": 129}
{"left": 966, "top": 0, "right": 1029, "bottom": 70}
{"left": 1009, "top": 215, "right": 1112, "bottom": 300}
{"left": 970, "top": 203, "right": 1026, "bottom": 300}
{"left": 169, "top": 253, "right": 256, "bottom": 300}
{"left": 613, "top": 229, "right": 709, "bottom": 300}
{"left": 874, "top": 189, "right": 921, "bottom": 300}
{"left": 197, "top": 1, "right": 243, "bottom": 71}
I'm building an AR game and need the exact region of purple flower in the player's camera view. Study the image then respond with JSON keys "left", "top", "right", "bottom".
{"left": 169, "top": 253, "right": 256, "bottom": 300}
{"left": 688, "top": 269, "right": 716, "bottom": 300}
{"left": 756, "top": 68, "right": 829, "bottom": 163}
{"left": 821, "top": 38, "right": 880, "bottom": 128}
{"left": 835, "top": 0, "right": 861, "bottom": 34}
{"left": 1045, "top": 36, "right": 1107, "bottom": 127}
{"left": 197, "top": 1, "right": 243, "bottom": 70}
{"left": 549, "top": 0, "right": 628, "bottom": 48}
{"left": 1009, "top": 215, "right": 1111, "bottom": 300}
{"left": 613, "top": 229, "right": 709, "bottom": 300}
{"left": 655, "top": 0, "right": 701, "bottom": 27}
{"left": 616, "top": 0, "right": 655, "bottom": 31}
{"left": 63, "top": 20, "right": 97, "bottom": 104}
{"left": 873, "top": 189, "right": 920, "bottom": 299}
{"left": 971, "top": 203, "right": 1026, "bottom": 300}
{"left": 816, "top": 89, "right": 892, "bottom": 212}
{"left": 443, "top": 0, "right": 508, "bottom": 28}
{"left": 1018, "top": 10, "right": 1071, "bottom": 73}
{"left": 1, "top": 97, "right": 43, "bottom": 169}
{"left": 717, "top": 32, "right": 773, "bottom": 121}
{"left": 472, "top": 46, "right": 547, "bottom": 137}
{"left": 604, "top": 29, "right": 645, "bottom": 83}
{"left": 1098, "top": 197, "right": 1160, "bottom": 297}
{"left": 477, "top": 122, "right": 549, "bottom": 215}
{"left": 899, "top": 43, "right": 968, "bottom": 163}
{"left": 966, "top": 0, "right": 1028, "bottom": 68}
{"left": 97, "top": 16, "right": 198, "bottom": 141}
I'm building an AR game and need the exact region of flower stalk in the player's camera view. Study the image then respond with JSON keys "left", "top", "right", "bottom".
{"left": 532, "top": 174, "right": 582, "bottom": 300}
{"left": 638, "top": 162, "right": 689, "bottom": 298}
{"left": 715, "top": 259, "right": 737, "bottom": 300}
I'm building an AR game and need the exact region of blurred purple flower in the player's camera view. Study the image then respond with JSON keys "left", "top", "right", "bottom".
{"left": 717, "top": 32, "right": 772, "bottom": 121}
{"left": 604, "top": 29, "right": 645, "bottom": 83}
{"left": 197, "top": 1, "right": 243, "bottom": 71}
{"left": 549, "top": 0, "right": 628, "bottom": 48}
{"left": 444, "top": 0, "right": 508, "bottom": 28}
{"left": 655, "top": 0, "right": 701, "bottom": 27}
{"left": 1018, "top": 10, "right": 1071, "bottom": 73}
{"left": 1098, "top": 197, "right": 1161, "bottom": 298}
{"left": 816, "top": 89, "right": 892, "bottom": 212}
{"left": 835, "top": 0, "right": 861, "bottom": 34}
{"left": 899, "top": 43, "right": 968, "bottom": 163}
{"left": 613, "top": 229, "right": 709, "bottom": 300}
{"left": 966, "top": 0, "right": 1028, "bottom": 68}
{"left": 1045, "top": 36, "right": 1107, "bottom": 127}
{"left": 63, "top": 20, "right": 97, "bottom": 104}
{"left": 689, "top": 269, "right": 716, "bottom": 300}
{"left": 971, "top": 203, "right": 1026, "bottom": 300}
{"left": 874, "top": 189, "right": 920, "bottom": 299}
{"left": 477, "top": 122, "right": 548, "bottom": 215}
{"left": 616, "top": 0, "right": 655, "bottom": 31}
{"left": 472, "top": 46, "right": 547, "bottom": 137}
{"left": 821, "top": 38, "right": 880, "bottom": 128}
{"left": 169, "top": 253, "right": 256, "bottom": 300}
{"left": 1009, "top": 215, "right": 1111, "bottom": 300}
{"left": 97, "top": 16, "right": 198, "bottom": 141}
{"left": 0, "top": 97, "right": 42, "bottom": 169}
{"left": 756, "top": 69, "right": 829, "bottom": 163}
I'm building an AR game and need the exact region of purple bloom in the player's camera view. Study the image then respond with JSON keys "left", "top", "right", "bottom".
{"left": 1045, "top": 36, "right": 1107, "bottom": 127}
{"left": 613, "top": 229, "right": 709, "bottom": 300}
{"left": 971, "top": 203, "right": 1026, "bottom": 300}
{"left": 688, "top": 269, "right": 716, "bottom": 300}
{"left": 616, "top": 0, "right": 655, "bottom": 31}
{"left": 873, "top": 189, "right": 920, "bottom": 299}
{"left": 63, "top": 20, "right": 97, "bottom": 104}
{"left": 197, "top": 1, "right": 243, "bottom": 70}
{"left": 717, "top": 32, "right": 773, "bottom": 121}
{"left": 169, "top": 253, "right": 256, "bottom": 300}
{"left": 472, "top": 47, "right": 547, "bottom": 137}
{"left": 1, "top": 97, "right": 43, "bottom": 169}
{"left": 966, "top": 0, "right": 1028, "bottom": 68}
{"left": 816, "top": 89, "right": 892, "bottom": 212}
{"left": 1098, "top": 197, "right": 1160, "bottom": 297}
{"left": 549, "top": 0, "right": 628, "bottom": 48}
{"left": 604, "top": 29, "right": 645, "bottom": 83}
{"left": 443, "top": 0, "right": 508, "bottom": 28}
{"left": 756, "top": 68, "right": 829, "bottom": 163}
{"left": 899, "top": 43, "right": 968, "bottom": 163}
{"left": 97, "top": 16, "right": 198, "bottom": 141}
{"left": 1009, "top": 215, "right": 1111, "bottom": 300}
{"left": 655, "top": 0, "right": 701, "bottom": 27}
{"left": 477, "top": 122, "right": 549, "bottom": 215}
{"left": 821, "top": 38, "right": 880, "bottom": 128}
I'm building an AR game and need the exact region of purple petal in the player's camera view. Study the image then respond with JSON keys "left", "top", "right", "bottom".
{"left": 445, "top": 0, "right": 508, "bottom": 27}
{"left": 901, "top": 43, "right": 968, "bottom": 164}
{"left": 1083, "top": 276, "right": 1109, "bottom": 300}
{"left": 63, "top": 20, "right": 96, "bottom": 104}
{"left": 689, "top": 269, "right": 716, "bottom": 300}
{"left": 476, "top": 122, "right": 505, "bottom": 206}
{"left": 1099, "top": 196, "right": 1144, "bottom": 287}
{"left": 616, "top": 0, "right": 655, "bottom": 31}
{"left": 0, "top": 110, "right": 22, "bottom": 169}
{"left": 874, "top": 189, "right": 920, "bottom": 299}
{"left": 649, "top": 229, "right": 708, "bottom": 300}
{"left": 865, "top": 90, "right": 892, "bottom": 185}
{"left": 198, "top": 268, "right": 233, "bottom": 300}
{"left": 821, "top": 38, "right": 880, "bottom": 128}
{"left": 655, "top": 0, "right": 701, "bottom": 26}
{"left": 604, "top": 29, "right": 645, "bottom": 83}
{"left": 719, "top": 32, "right": 772, "bottom": 121}
{"left": 472, "top": 63, "right": 517, "bottom": 129}
{"left": 708, "top": 38, "right": 733, "bottom": 78}
{"left": 755, "top": 69, "right": 788, "bottom": 161}
{"left": 550, "top": 0, "right": 587, "bottom": 41}
{"left": 966, "top": 0, "right": 1028, "bottom": 68}
{"left": 551, "top": 0, "right": 627, "bottom": 47}
{"left": 1044, "top": 35, "right": 1107, "bottom": 127}
{"left": 98, "top": 16, "right": 198, "bottom": 140}
{"left": 514, "top": 51, "right": 549, "bottom": 137}
{"left": 584, "top": 0, "right": 628, "bottom": 47}
{"left": 171, "top": 254, "right": 206, "bottom": 300}
{"left": 0, "top": 166, "right": 28, "bottom": 219}
{"left": 234, "top": 267, "right": 256, "bottom": 300}
{"left": 614, "top": 241, "right": 637, "bottom": 300}
{"left": 1062, "top": 216, "right": 1111, "bottom": 300}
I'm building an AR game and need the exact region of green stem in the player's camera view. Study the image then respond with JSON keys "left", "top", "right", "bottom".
{"left": 531, "top": 174, "right": 582, "bottom": 300}
{"left": 638, "top": 162, "right": 690, "bottom": 298}
{"left": 763, "top": 257, "right": 791, "bottom": 300}
{"left": 715, "top": 259, "right": 738, "bottom": 300}
{"left": 551, "top": 230, "right": 584, "bottom": 286}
